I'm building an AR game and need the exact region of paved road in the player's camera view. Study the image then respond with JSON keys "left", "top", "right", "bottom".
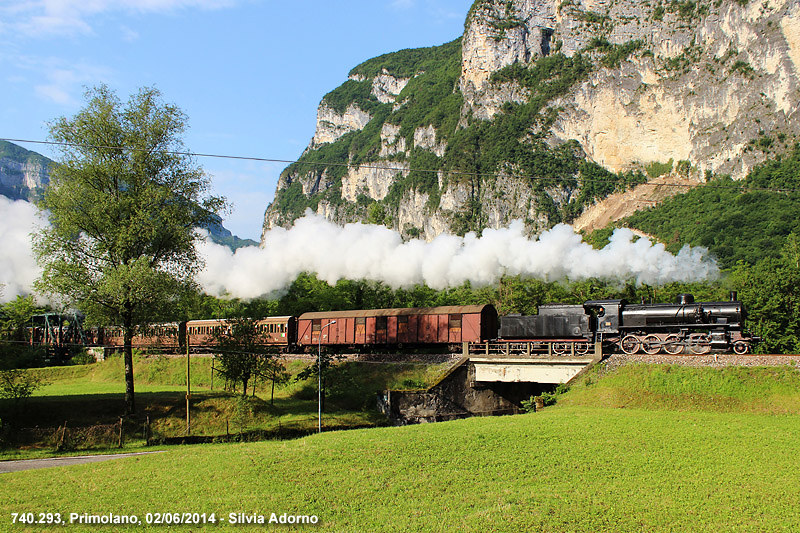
{"left": 0, "top": 451, "right": 164, "bottom": 473}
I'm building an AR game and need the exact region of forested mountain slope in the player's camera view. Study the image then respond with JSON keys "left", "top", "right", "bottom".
{"left": 0, "top": 140, "right": 52, "bottom": 201}
{"left": 614, "top": 144, "right": 800, "bottom": 269}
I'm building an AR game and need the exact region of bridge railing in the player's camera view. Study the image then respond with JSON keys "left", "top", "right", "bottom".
{"left": 466, "top": 340, "right": 600, "bottom": 358}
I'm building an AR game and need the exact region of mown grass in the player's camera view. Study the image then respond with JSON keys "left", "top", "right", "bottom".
{"left": 2, "top": 406, "right": 800, "bottom": 531}
{"left": 562, "top": 362, "right": 800, "bottom": 414}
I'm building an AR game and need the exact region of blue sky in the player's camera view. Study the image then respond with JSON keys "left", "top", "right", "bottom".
{"left": 1, "top": 0, "right": 473, "bottom": 240}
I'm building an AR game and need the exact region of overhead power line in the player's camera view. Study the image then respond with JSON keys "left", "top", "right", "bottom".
{"left": 2, "top": 136, "right": 798, "bottom": 195}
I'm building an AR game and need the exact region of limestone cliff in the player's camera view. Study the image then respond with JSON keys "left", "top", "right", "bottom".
{"left": 263, "top": 0, "right": 800, "bottom": 243}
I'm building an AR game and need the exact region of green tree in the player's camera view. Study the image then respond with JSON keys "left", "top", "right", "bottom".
{"left": 262, "top": 358, "right": 290, "bottom": 406}
{"left": 212, "top": 317, "right": 286, "bottom": 398}
{"left": 729, "top": 236, "right": 800, "bottom": 354}
{"left": 0, "top": 296, "right": 39, "bottom": 342}
{"left": 33, "top": 85, "right": 225, "bottom": 414}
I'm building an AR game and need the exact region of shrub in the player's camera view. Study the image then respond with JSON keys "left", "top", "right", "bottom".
{"left": 521, "top": 396, "right": 537, "bottom": 413}
{"left": 0, "top": 343, "right": 46, "bottom": 370}
{"left": 69, "top": 350, "right": 96, "bottom": 365}
{"left": 0, "top": 369, "right": 45, "bottom": 405}
{"left": 537, "top": 390, "right": 559, "bottom": 407}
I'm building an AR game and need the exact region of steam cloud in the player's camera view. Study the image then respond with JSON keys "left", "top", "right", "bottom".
{"left": 0, "top": 196, "right": 46, "bottom": 303}
{"left": 196, "top": 212, "right": 720, "bottom": 299}
{"left": 0, "top": 199, "right": 720, "bottom": 303}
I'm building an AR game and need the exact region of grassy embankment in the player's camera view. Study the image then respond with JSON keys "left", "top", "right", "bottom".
{"left": 0, "top": 354, "right": 450, "bottom": 459}
{"left": 4, "top": 361, "right": 800, "bottom": 530}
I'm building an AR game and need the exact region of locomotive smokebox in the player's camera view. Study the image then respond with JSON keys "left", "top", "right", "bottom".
{"left": 730, "top": 291, "right": 738, "bottom": 302}
{"left": 676, "top": 293, "right": 694, "bottom": 305}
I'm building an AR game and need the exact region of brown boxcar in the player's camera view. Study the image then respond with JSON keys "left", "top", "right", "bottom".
{"left": 296, "top": 305, "right": 498, "bottom": 348}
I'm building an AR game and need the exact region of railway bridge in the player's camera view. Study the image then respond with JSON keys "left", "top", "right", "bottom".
{"left": 378, "top": 341, "right": 602, "bottom": 425}
{"left": 465, "top": 340, "right": 602, "bottom": 385}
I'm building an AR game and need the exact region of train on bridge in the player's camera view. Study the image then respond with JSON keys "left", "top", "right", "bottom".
{"left": 28, "top": 293, "right": 759, "bottom": 357}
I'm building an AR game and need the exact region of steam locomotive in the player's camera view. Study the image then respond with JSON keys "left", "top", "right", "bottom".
{"left": 500, "top": 292, "right": 758, "bottom": 355}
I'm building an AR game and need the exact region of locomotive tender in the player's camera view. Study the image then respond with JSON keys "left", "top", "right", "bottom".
{"left": 500, "top": 292, "right": 757, "bottom": 355}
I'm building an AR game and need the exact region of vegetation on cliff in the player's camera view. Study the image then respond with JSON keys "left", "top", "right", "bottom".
{"left": 620, "top": 144, "right": 800, "bottom": 269}
{"left": 0, "top": 140, "right": 52, "bottom": 201}
{"left": 271, "top": 35, "right": 656, "bottom": 234}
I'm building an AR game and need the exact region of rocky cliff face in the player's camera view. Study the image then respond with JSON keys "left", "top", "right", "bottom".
{"left": 549, "top": 0, "right": 800, "bottom": 178}
{"left": 0, "top": 141, "right": 52, "bottom": 201}
{"left": 263, "top": 0, "right": 800, "bottom": 243}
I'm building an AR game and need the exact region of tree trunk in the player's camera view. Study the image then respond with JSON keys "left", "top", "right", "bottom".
{"left": 123, "top": 311, "right": 136, "bottom": 415}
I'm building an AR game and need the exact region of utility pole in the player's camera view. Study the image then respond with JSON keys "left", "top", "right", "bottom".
{"left": 186, "top": 328, "right": 191, "bottom": 435}
{"left": 318, "top": 321, "right": 336, "bottom": 434}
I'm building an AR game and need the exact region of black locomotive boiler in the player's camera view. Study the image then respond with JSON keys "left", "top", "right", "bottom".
{"left": 499, "top": 293, "right": 758, "bottom": 355}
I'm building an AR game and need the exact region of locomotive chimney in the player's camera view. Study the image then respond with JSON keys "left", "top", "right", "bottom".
{"left": 677, "top": 293, "right": 694, "bottom": 305}
{"left": 729, "top": 291, "right": 738, "bottom": 302}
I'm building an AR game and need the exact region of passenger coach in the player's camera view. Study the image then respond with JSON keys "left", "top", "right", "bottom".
{"left": 186, "top": 316, "right": 297, "bottom": 350}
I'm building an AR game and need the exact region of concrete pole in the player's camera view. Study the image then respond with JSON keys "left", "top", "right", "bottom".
{"left": 318, "top": 321, "right": 336, "bottom": 434}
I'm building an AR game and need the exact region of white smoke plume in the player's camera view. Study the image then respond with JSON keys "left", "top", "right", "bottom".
{"left": 196, "top": 212, "right": 720, "bottom": 299}
{"left": 0, "top": 196, "right": 46, "bottom": 303}
{"left": 0, "top": 200, "right": 721, "bottom": 303}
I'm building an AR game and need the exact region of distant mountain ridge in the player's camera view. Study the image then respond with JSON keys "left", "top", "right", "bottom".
{"left": 0, "top": 140, "right": 51, "bottom": 201}
{"left": 262, "top": 0, "right": 800, "bottom": 243}
{"left": 0, "top": 140, "right": 256, "bottom": 250}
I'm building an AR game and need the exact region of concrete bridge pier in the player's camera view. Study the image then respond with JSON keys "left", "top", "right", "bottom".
{"left": 378, "top": 343, "right": 601, "bottom": 425}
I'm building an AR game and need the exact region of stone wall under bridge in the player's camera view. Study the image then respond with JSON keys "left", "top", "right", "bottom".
{"left": 377, "top": 342, "right": 601, "bottom": 425}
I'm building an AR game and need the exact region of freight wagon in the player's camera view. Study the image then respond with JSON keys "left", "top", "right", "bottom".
{"left": 296, "top": 305, "right": 498, "bottom": 349}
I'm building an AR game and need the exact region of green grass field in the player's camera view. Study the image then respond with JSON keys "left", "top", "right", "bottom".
{"left": 0, "top": 354, "right": 449, "bottom": 460}
{"left": 3, "top": 359, "right": 800, "bottom": 531}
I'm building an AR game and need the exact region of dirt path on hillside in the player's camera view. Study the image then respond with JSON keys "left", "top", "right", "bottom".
{"left": 573, "top": 174, "right": 702, "bottom": 233}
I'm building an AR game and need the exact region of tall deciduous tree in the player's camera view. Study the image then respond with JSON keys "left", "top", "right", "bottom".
{"left": 33, "top": 85, "right": 225, "bottom": 414}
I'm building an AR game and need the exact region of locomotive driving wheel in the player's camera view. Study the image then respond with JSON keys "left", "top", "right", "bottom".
{"left": 620, "top": 335, "right": 640, "bottom": 354}
{"left": 553, "top": 342, "right": 569, "bottom": 355}
{"left": 732, "top": 340, "right": 749, "bottom": 355}
{"left": 663, "top": 334, "right": 684, "bottom": 355}
{"left": 642, "top": 334, "right": 662, "bottom": 355}
{"left": 689, "top": 333, "right": 712, "bottom": 354}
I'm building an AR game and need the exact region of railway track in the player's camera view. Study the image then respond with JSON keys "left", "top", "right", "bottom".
{"left": 605, "top": 352, "right": 800, "bottom": 369}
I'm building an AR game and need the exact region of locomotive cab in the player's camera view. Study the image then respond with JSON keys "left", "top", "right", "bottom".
{"left": 583, "top": 299, "right": 624, "bottom": 334}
